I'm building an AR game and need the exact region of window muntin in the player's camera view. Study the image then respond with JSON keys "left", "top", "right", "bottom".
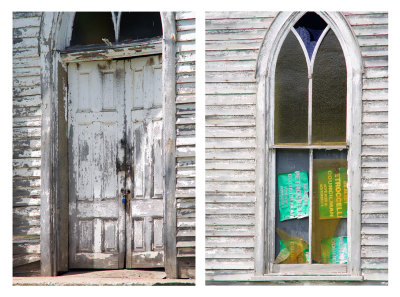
{"left": 272, "top": 12, "right": 348, "bottom": 269}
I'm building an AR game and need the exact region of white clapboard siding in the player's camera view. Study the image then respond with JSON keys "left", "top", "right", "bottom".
{"left": 205, "top": 11, "right": 388, "bottom": 284}
{"left": 12, "top": 12, "right": 43, "bottom": 271}
{"left": 353, "top": 14, "right": 388, "bottom": 280}
{"left": 205, "top": 11, "right": 271, "bottom": 280}
{"left": 175, "top": 12, "right": 196, "bottom": 278}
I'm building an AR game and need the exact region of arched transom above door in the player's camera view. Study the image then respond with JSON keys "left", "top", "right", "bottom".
{"left": 69, "top": 12, "right": 162, "bottom": 48}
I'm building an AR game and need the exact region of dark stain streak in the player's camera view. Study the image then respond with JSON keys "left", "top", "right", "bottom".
{"left": 13, "top": 38, "right": 23, "bottom": 45}
{"left": 134, "top": 127, "right": 142, "bottom": 160}
{"left": 146, "top": 57, "right": 155, "bottom": 66}
{"left": 80, "top": 141, "right": 89, "bottom": 161}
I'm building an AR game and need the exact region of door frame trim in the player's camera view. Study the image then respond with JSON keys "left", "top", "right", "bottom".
{"left": 39, "top": 12, "right": 178, "bottom": 277}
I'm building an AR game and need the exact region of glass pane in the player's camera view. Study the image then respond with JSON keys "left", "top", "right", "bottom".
{"left": 119, "top": 12, "right": 162, "bottom": 42}
{"left": 70, "top": 12, "right": 115, "bottom": 47}
{"left": 294, "top": 12, "right": 327, "bottom": 59}
{"left": 312, "top": 29, "right": 347, "bottom": 144}
{"left": 275, "top": 150, "right": 310, "bottom": 264}
{"left": 275, "top": 31, "right": 308, "bottom": 145}
{"left": 311, "top": 150, "right": 348, "bottom": 264}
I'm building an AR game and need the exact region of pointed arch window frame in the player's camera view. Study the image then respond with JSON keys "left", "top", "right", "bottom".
{"left": 254, "top": 11, "right": 363, "bottom": 281}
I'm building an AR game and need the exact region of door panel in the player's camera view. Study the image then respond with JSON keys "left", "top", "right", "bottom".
{"left": 68, "top": 60, "right": 126, "bottom": 269}
{"left": 125, "top": 55, "right": 164, "bottom": 268}
{"left": 68, "top": 56, "right": 164, "bottom": 269}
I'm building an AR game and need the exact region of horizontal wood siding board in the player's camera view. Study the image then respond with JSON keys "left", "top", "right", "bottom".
{"left": 13, "top": 47, "right": 39, "bottom": 59}
{"left": 363, "top": 66, "right": 388, "bottom": 78}
{"left": 206, "top": 11, "right": 278, "bottom": 20}
{"left": 361, "top": 234, "right": 387, "bottom": 246}
{"left": 175, "top": 12, "right": 195, "bottom": 20}
{"left": 206, "top": 40, "right": 264, "bottom": 51}
{"left": 362, "top": 190, "right": 388, "bottom": 202}
{"left": 206, "top": 203, "right": 255, "bottom": 215}
{"left": 206, "top": 225, "right": 256, "bottom": 237}
{"left": 206, "top": 214, "right": 255, "bottom": 226}
{"left": 361, "top": 213, "right": 388, "bottom": 224}
{"left": 206, "top": 72, "right": 256, "bottom": 83}
{"left": 206, "top": 60, "right": 256, "bottom": 72}
{"left": 176, "top": 19, "right": 195, "bottom": 31}
{"left": 206, "top": 50, "right": 258, "bottom": 61}
{"left": 362, "top": 89, "right": 387, "bottom": 100}
{"left": 206, "top": 193, "right": 255, "bottom": 203}
{"left": 206, "top": 148, "right": 255, "bottom": 160}
{"left": 361, "top": 270, "right": 388, "bottom": 281}
{"left": 206, "top": 259, "right": 254, "bottom": 270}
{"left": 206, "top": 18, "right": 274, "bottom": 30}
{"left": 345, "top": 13, "right": 388, "bottom": 25}
{"left": 13, "top": 16, "right": 41, "bottom": 28}
{"left": 361, "top": 224, "right": 388, "bottom": 235}
{"left": 363, "top": 101, "right": 388, "bottom": 112}
{"left": 13, "top": 37, "right": 39, "bottom": 49}
{"left": 361, "top": 258, "right": 388, "bottom": 269}
{"left": 206, "top": 247, "right": 254, "bottom": 259}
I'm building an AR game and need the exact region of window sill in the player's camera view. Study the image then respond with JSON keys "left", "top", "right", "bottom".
{"left": 251, "top": 274, "right": 363, "bottom": 282}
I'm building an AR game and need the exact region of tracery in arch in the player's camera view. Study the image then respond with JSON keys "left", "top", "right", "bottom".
{"left": 274, "top": 12, "right": 347, "bottom": 146}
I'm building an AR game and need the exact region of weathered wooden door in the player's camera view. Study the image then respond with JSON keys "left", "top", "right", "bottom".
{"left": 125, "top": 56, "right": 164, "bottom": 268}
{"left": 68, "top": 55, "right": 164, "bottom": 269}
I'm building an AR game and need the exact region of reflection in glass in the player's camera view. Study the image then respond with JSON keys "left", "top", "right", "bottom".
{"left": 311, "top": 150, "right": 347, "bottom": 264}
{"left": 312, "top": 29, "right": 347, "bottom": 144}
{"left": 275, "top": 31, "right": 308, "bottom": 145}
{"left": 275, "top": 150, "right": 309, "bottom": 264}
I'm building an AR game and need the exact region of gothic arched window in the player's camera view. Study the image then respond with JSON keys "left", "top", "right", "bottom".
{"left": 272, "top": 12, "right": 349, "bottom": 269}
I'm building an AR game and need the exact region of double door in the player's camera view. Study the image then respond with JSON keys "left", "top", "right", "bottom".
{"left": 67, "top": 55, "right": 164, "bottom": 269}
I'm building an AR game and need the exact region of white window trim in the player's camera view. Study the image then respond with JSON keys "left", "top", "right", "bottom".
{"left": 254, "top": 11, "right": 363, "bottom": 280}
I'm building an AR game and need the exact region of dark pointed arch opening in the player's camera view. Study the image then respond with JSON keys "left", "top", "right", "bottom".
{"left": 70, "top": 12, "right": 115, "bottom": 47}
{"left": 119, "top": 12, "right": 162, "bottom": 42}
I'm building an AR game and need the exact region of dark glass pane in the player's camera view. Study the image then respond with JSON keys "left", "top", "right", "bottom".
{"left": 294, "top": 12, "right": 327, "bottom": 59}
{"left": 119, "top": 12, "right": 162, "bottom": 42}
{"left": 275, "top": 31, "right": 308, "bottom": 145}
{"left": 275, "top": 150, "right": 310, "bottom": 264}
{"left": 70, "top": 12, "right": 115, "bottom": 46}
{"left": 312, "top": 29, "right": 347, "bottom": 144}
{"left": 311, "top": 150, "right": 348, "bottom": 264}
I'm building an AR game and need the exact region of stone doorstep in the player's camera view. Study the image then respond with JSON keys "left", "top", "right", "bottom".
{"left": 13, "top": 269, "right": 195, "bottom": 286}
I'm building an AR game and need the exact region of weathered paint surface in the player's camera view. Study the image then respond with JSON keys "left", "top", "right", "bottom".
{"left": 13, "top": 11, "right": 195, "bottom": 278}
{"left": 205, "top": 11, "right": 388, "bottom": 284}
{"left": 175, "top": 11, "right": 196, "bottom": 279}
{"left": 126, "top": 55, "right": 165, "bottom": 268}
{"left": 12, "top": 12, "right": 42, "bottom": 274}
{"left": 68, "top": 60, "right": 126, "bottom": 269}
{"left": 68, "top": 56, "right": 165, "bottom": 269}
